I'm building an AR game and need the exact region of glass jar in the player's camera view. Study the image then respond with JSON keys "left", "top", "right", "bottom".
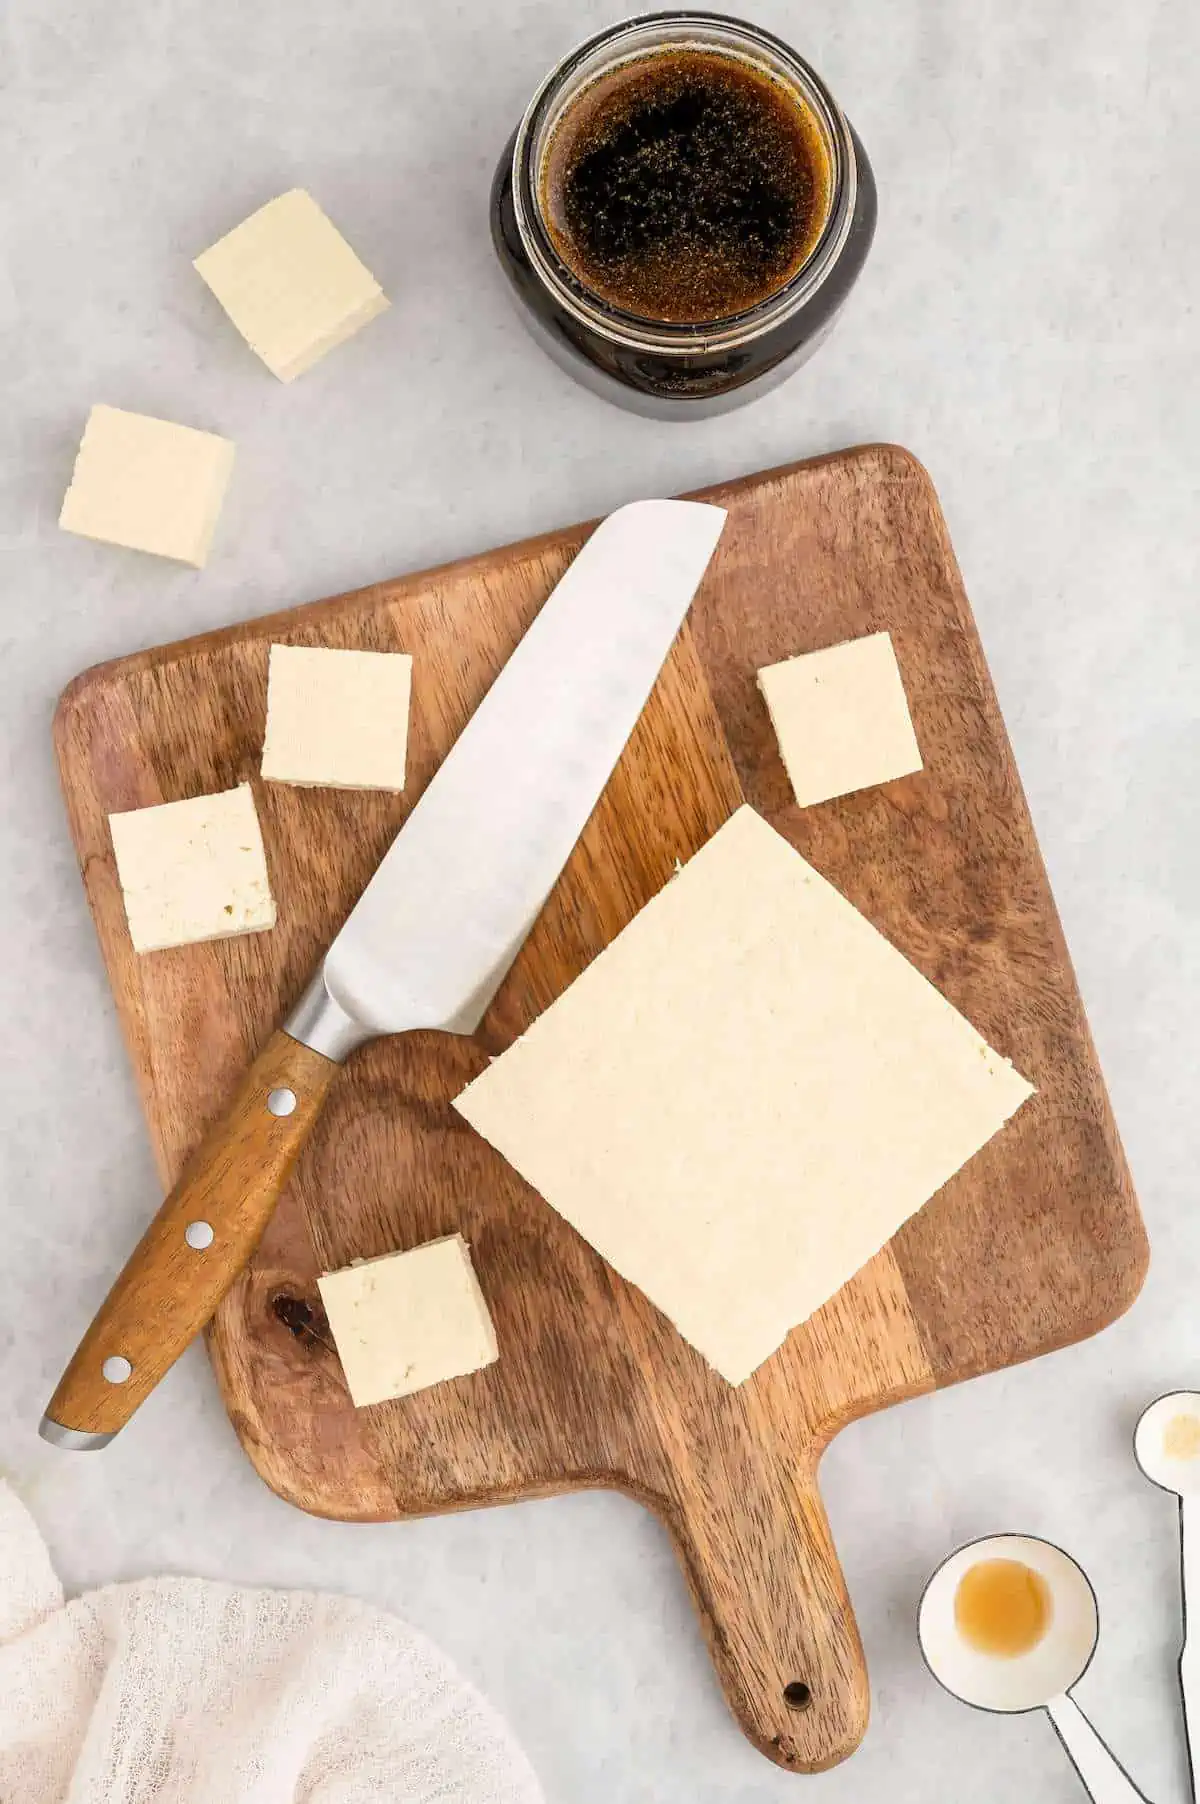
{"left": 490, "top": 11, "right": 877, "bottom": 419}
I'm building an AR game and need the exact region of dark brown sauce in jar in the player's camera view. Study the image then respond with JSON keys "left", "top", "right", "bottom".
{"left": 491, "top": 15, "right": 877, "bottom": 418}
{"left": 540, "top": 49, "right": 832, "bottom": 324}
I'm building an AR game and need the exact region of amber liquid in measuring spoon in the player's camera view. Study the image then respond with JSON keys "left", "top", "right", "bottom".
{"left": 954, "top": 1559, "right": 1054, "bottom": 1658}
{"left": 1165, "top": 1414, "right": 1200, "bottom": 1460}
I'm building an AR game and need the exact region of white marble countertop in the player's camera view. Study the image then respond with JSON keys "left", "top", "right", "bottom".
{"left": 2, "top": 1, "right": 1197, "bottom": 1798}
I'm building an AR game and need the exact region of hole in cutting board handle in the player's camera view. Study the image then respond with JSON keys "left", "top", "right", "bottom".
{"left": 783, "top": 1681, "right": 813, "bottom": 1712}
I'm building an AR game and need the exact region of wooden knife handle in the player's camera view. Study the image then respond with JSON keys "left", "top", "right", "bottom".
{"left": 42, "top": 1030, "right": 338, "bottom": 1446}
{"left": 668, "top": 1454, "right": 869, "bottom": 1771}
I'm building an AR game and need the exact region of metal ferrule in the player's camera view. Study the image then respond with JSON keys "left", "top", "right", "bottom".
{"left": 283, "top": 964, "right": 376, "bottom": 1063}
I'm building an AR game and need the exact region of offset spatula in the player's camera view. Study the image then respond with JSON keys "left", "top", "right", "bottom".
{"left": 43, "top": 499, "right": 726, "bottom": 1448}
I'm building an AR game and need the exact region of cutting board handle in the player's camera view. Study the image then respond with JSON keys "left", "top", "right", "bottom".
{"left": 668, "top": 1454, "right": 868, "bottom": 1770}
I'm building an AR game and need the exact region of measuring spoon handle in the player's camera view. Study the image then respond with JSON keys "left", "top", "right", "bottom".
{"left": 1179, "top": 1494, "right": 1200, "bottom": 1800}
{"left": 1046, "top": 1695, "right": 1152, "bottom": 1804}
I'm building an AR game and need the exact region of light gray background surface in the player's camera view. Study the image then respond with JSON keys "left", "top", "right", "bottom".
{"left": 2, "top": 2, "right": 1196, "bottom": 1798}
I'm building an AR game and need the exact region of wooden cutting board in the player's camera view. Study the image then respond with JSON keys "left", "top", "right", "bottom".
{"left": 55, "top": 445, "right": 1146, "bottom": 1774}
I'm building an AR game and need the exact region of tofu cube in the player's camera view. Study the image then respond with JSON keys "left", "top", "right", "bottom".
{"left": 260, "top": 643, "right": 412, "bottom": 790}
{"left": 757, "top": 630, "right": 923, "bottom": 808}
{"left": 194, "top": 189, "right": 389, "bottom": 382}
{"left": 59, "top": 405, "right": 235, "bottom": 567}
{"left": 109, "top": 783, "right": 276, "bottom": 953}
{"left": 317, "top": 1234, "right": 499, "bottom": 1408}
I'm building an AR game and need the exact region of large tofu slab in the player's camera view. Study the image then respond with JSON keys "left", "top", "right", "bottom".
{"left": 455, "top": 806, "right": 1033, "bottom": 1385}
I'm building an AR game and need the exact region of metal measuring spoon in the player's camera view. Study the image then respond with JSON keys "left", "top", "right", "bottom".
{"left": 919, "top": 1534, "right": 1151, "bottom": 1802}
{"left": 1135, "top": 1391, "right": 1200, "bottom": 1800}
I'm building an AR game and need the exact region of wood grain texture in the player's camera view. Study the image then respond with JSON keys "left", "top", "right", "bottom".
{"left": 45, "top": 1030, "right": 336, "bottom": 1439}
{"left": 53, "top": 445, "right": 1146, "bottom": 1773}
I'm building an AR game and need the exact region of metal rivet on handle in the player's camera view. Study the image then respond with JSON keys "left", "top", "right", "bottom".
{"left": 266, "top": 1087, "right": 297, "bottom": 1117}
{"left": 102, "top": 1355, "right": 133, "bottom": 1385}
{"left": 185, "top": 1220, "right": 214, "bottom": 1250}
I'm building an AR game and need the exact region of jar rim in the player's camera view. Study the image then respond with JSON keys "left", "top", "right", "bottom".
{"left": 511, "top": 10, "right": 859, "bottom": 356}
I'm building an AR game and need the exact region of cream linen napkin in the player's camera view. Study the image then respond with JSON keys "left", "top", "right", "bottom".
{"left": 0, "top": 1481, "right": 543, "bottom": 1803}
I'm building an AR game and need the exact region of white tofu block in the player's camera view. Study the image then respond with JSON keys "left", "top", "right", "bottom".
{"left": 758, "top": 630, "right": 923, "bottom": 808}
{"left": 455, "top": 806, "right": 1033, "bottom": 1386}
{"left": 260, "top": 644, "right": 412, "bottom": 790}
{"left": 317, "top": 1233, "right": 499, "bottom": 1408}
{"left": 59, "top": 405, "right": 235, "bottom": 566}
{"left": 194, "top": 189, "right": 389, "bottom": 382}
{"left": 109, "top": 783, "right": 276, "bottom": 953}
